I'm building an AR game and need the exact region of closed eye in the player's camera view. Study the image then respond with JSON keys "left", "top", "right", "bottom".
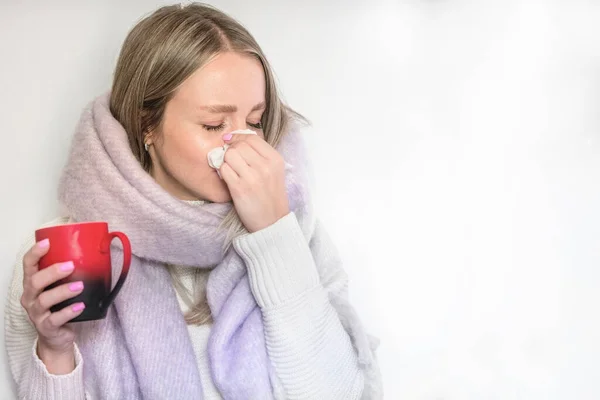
{"left": 203, "top": 123, "right": 225, "bottom": 131}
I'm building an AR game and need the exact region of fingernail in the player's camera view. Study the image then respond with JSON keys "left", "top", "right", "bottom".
{"left": 60, "top": 262, "right": 74, "bottom": 272}
{"left": 223, "top": 133, "right": 233, "bottom": 141}
{"left": 38, "top": 239, "right": 50, "bottom": 248}
{"left": 69, "top": 281, "right": 84, "bottom": 292}
{"left": 72, "top": 303, "right": 85, "bottom": 312}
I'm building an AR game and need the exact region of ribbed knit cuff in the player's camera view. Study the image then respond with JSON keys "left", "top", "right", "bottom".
{"left": 233, "top": 212, "right": 320, "bottom": 309}
{"left": 29, "top": 337, "right": 86, "bottom": 400}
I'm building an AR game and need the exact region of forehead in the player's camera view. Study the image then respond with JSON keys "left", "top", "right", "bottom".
{"left": 174, "top": 52, "right": 266, "bottom": 108}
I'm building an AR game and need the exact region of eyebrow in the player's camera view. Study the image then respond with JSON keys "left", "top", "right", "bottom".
{"left": 200, "top": 102, "right": 266, "bottom": 113}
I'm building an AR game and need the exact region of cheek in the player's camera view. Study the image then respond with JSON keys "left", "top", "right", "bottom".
{"left": 163, "top": 127, "right": 220, "bottom": 167}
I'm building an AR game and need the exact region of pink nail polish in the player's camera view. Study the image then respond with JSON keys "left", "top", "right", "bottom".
{"left": 60, "top": 262, "right": 74, "bottom": 272}
{"left": 72, "top": 303, "right": 85, "bottom": 312}
{"left": 223, "top": 133, "right": 233, "bottom": 141}
{"left": 38, "top": 239, "right": 50, "bottom": 248}
{"left": 69, "top": 281, "right": 84, "bottom": 292}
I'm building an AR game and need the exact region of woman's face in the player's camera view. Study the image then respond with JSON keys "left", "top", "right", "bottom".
{"left": 147, "top": 51, "right": 266, "bottom": 203}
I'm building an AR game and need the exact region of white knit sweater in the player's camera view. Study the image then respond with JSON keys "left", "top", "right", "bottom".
{"left": 4, "top": 213, "right": 364, "bottom": 399}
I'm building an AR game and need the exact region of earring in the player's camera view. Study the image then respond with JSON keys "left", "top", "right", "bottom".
{"left": 144, "top": 143, "right": 149, "bottom": 152}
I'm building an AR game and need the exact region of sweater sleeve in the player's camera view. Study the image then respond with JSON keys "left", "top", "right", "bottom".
{"left": 233, "top": 212, "right": 382, "bottom": 400}
{"left": 4, "top": 221, "right": 88, "bottom": 400}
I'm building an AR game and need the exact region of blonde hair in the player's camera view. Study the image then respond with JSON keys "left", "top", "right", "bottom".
{"left": 110, "top": 3, "right": 304, "bottom": 325}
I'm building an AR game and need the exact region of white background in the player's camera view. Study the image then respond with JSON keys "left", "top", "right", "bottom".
{"left": 1, "top": 0, "right": 600, "bottom": 398}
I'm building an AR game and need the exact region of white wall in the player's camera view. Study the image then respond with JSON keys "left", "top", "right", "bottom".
{"left": 1, "top": 0, "right": 600, "bottom": 398}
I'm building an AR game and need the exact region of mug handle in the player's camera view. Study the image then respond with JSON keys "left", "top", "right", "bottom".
{"left": 100, "top": 231, "right": 132, "bottom": 309}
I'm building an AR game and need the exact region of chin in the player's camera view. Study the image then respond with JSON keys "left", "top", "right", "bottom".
{"left": 210, "top": 190, "right": 232, "bottom": 203}
{"left": 196, "top": 179, "right": 232, "bottom": 203}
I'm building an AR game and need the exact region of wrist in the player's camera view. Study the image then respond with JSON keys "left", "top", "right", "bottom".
{"left": 37, "top": 339, "right": 76, "bottom": 375}
{"left": 268, "top": 200, "right": 290, "bottom": 230}
{"left": 250, "top": 210, "right": 290, "bottom": 233}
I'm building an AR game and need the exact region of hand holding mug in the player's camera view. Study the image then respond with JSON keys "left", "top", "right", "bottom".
{"left": 20, "top": 239, "right": 85, "bottom": 373}
{"left": 20, "top": 222, "right": 131, "bottom": 374}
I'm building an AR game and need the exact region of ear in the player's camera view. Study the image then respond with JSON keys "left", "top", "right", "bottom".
{"left": 144, "top": 132, "right": 154, "bottom": 146}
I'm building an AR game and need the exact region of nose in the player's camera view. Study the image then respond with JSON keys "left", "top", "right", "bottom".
{"left": 222, "top": 128, "right": 257, "bottom": 144}
{"left": 229, "top": 118, "right": 249, "bottom": 133}
{"left": 221, "top": 123, "right": 244, "bottom": 143}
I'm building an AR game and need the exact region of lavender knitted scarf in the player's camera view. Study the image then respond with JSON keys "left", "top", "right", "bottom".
{"left": 57, "top": 93, "right": 316, "bottom": 399}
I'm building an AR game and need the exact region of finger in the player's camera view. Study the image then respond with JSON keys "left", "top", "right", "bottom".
{"left": 25, "top": 261, "right": 75, "bottom": 303}
{"left": 242, "top": 135, "right": 279, "bottom": 159}
{"left": 230, "top": 141, "right": 265, "bottom": 168}
{"left": 22, "top": 239, "right": 51, "bottom": 278}
{"left": 220, "top": 162, "right": 240, "bottom": 187}
{"left": 33, "top": 281, "right": 84, "bottom": 316}
{"left": 223, "top": 147, "right": 251, "bottom": 178}
{"left": 241, "top": 136, "right": 285, "bottom": 176}
{"left": 44, "top": 302, "right": 85, "bottom": 329}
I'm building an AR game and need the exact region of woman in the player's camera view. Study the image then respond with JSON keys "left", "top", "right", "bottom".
{"left": 4, "top": 3, "right": 381, "bottom": 399}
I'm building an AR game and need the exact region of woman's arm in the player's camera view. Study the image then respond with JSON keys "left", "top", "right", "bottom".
{"left": 4, "top": 230, "right": 88, "bottom": 400}
{"left": 234, "top": 212, "right": 382, "bottom": 400}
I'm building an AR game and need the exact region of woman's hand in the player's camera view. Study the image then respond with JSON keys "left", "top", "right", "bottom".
{"left": 20, "top": 239, "right": 86, "bottom": 374}
{"left": 220, "top": 134, "right": 289, "bottom": 233}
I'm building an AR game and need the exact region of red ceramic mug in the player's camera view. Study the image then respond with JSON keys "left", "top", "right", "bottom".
{"left": 35, "top": 222, "right": 131, "bottom": 322}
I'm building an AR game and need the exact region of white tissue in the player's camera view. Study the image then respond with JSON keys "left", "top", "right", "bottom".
{"left": 207, "top": 129, "right": 257, "bottom": 176}
{"left": 207, "top": 144, "right": 230, "bottom": 170}
{"left": 206, "top": 129, "right": 294, "bottom": 178}
{"left": 226, "top": 129, "right": 256, "bottom": 135}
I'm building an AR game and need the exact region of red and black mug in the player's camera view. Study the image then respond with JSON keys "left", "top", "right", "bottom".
{"left": 35, "top": 222, "right": 131, "bottom": 322}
